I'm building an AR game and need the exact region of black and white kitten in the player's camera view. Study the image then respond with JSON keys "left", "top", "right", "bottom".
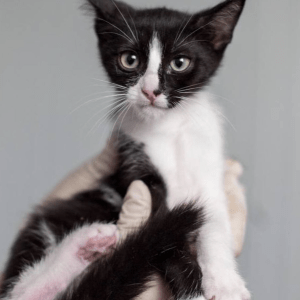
{"left": 0, "top": 0, "right": 249, "bottom": 300}
{"left": 89, "top": 0, "right": 249, "bottom": 299}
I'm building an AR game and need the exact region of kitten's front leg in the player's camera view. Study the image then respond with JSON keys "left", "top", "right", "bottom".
{"left": 197, "top": 191, "right": 250, "bottom": 300}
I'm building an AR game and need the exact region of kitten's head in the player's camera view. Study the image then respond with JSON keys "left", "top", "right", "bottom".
{"left": 87, "top": 0, "right": 245, "bottom": 120}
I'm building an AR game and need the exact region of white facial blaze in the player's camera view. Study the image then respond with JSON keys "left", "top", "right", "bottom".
{"left": 141, "top": 34, "right": 162, "bottom": 92}
{"left": 126, "top": 33, "right": 168, "bottom": 120}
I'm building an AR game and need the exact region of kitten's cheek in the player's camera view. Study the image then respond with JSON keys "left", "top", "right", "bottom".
{"left": 152, "top": 94, "right": 169, "bottom": 109}
{"left": 127, "top": 86, "right": 147, "bottom": 107}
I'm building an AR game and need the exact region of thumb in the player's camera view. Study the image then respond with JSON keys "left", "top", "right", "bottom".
{"left": 117, "top": 180, "right": 152, "bottom": 241}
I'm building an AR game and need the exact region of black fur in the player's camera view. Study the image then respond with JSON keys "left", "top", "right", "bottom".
{"left": 56, "top": 204, "right": 204, "bottom": 300}
{"left": 105, "top": 133, "right": 167, "bottom": 215}
{"left": 87, "top": 0, "right": 245, "bottom": 107}
{"left": 0, "top": 135, "right": 202, "bottom": 300}
{"left": 0, "top": 189, "right": 121, "bottom": 297}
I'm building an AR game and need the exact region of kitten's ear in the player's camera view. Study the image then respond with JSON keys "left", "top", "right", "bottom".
{"left": 198, "top": 0, "right": 246, "bottom": 51}
{"left": 86, "top": 0, "right": 133, "bottom": 21}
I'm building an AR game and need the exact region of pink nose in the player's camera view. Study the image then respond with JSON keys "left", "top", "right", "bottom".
{"left": 141, "top": 89, "right": 161, "bottom": 103}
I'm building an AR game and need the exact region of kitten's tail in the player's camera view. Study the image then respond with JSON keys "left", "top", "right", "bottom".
{"left": 57, "top": 203, "right": 204, "bottom": 300}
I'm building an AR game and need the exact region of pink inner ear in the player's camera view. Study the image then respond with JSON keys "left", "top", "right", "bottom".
{"left": 208, "top": 1, "right": 244, "bottom": 50}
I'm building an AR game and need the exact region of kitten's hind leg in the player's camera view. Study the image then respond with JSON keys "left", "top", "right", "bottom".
{"left": 56, "top": 204, "right": 204, "bottom": 300}
{"left": 5, "top": 223, "right": 118, "bottom": 300}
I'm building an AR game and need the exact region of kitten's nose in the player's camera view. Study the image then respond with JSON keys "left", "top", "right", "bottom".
{"left": 141, "top": 89, "right": 162, "bottom": 103}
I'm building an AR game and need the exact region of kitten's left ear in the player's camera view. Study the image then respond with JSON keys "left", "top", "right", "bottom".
{"left": 198, "top": 0, "right": 246, "bottom": 51}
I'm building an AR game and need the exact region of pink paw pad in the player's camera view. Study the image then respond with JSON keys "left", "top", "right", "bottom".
{"left": 76, "top": 224, "right": 118, "bottom": 263}
{"left": 8, "top": 223, "right": 119, "bottom": 300}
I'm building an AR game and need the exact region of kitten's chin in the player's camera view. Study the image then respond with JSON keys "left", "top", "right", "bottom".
{"left": 133, "top": 104, "right": 167, "bottom": 122}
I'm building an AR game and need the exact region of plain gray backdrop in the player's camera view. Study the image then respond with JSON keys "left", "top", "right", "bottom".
{"left": 0, "top": 0, "right": 299, "bottom": 299}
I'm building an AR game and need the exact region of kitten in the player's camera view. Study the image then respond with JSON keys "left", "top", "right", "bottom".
{"left": 0, "top": 0, "right": 250, "bottom": 299}
{"left": 89, "top": 0, "right": 250, "bottom": 299}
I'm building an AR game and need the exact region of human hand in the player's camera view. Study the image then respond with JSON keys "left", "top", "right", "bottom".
{"left": 43, "top": 139, "right": 247, "bottom": 257}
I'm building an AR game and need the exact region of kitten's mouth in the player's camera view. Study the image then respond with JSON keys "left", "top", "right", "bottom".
{"left": 137, "top": 96, "right": 168, "bottom": 110}
{"left": 138, "top": 103, "right": 167, "bottom": 110}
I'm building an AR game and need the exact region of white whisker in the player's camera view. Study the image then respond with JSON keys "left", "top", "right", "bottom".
{"left": 80, "top": 90, "right": 124, "bottom": 100}
{"left": 111, "top": 0, "right": 138, "bottom": 43}
{"left": 207, "top": 92, "right": 234, "bottom": 104}
{"left": 173, "top": 15, "right": 193, "bottom": 48}
{"left": 109, "top": 102, "right": 130, "bottom": 141}
{"left": 176, "top": 82, "right": 206, "bottom": 92}
{"left": 88, "top": 100, "right": 127, "bottom": 134}
{"left": 177, "top": 87, "right": 204, "bottom": 93}
{"left": 70, "top": 94, "right": 128, "bottom": 114}
{"left": 96, "top": 17, "right": 134, "bottom": 44}
{"left": 215, "top": 109, "right": 237, "bottom": 131}
{"left": 175, "top": 39, "right": 209, "bottom": 49}
{"left": 91, "top": 78, "right": 128, "bottom": 90}
{"left": 73, "top": 90, "right": 127, "bottom": 107}
{"left": 179, "top": 95, "right": 237, "bottom": 132}
{"left": 177, "top": 101, "right": 200, "bottom": 127}
{"left": 176, "top": 20, "right": 214, "bottom": 48}
{"left": 177, "top": 98, "right": 214, "bottom": 134}
{"left": 83, "top": 97, "right": 126, "bottom": 128}
{"left": 128, "top": 10, "right": 139, "bottom": 42}
{"left": 99, "top": 32, "right": 134, "bottom": 44}
{"left": 117, "top": 103, "right": 132, "bottom": 139}
{"left": 173, "top": 18, "right": 186, "bottom": 47}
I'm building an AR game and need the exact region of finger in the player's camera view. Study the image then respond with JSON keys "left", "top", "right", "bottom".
{"left": 225, "top": 159, "right": 247, "bottom": 257}
{"left": 117, "top": 180, "right": 152, "bottom": 240}
{"left": 43, "top": 137, "right": 118, "bottom": 203}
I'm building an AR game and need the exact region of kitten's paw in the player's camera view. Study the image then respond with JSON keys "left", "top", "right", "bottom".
{"left": 202, "top": 266, "right": 250, "bottom": 300}
{"left": 75, "top": 223, "right": 119, "bottom": 263}
{"left": 51, "top": 223, "right": 118, "bottom": 270}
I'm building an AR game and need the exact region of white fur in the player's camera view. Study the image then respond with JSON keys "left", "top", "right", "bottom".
{"left": 5, "top": 223, "right": 118, "bottom": 300}
{"left": 141, "top": 34, "right": 161, "bottom": 91}
{"left": 117, "top": 33, "right": 250, "bottom": 298}
{"left": 121, "top": 92, "right": 224, "bottom": 207}
{"left": 127, "top": 34, "right": 169, "bottom": 119}
{"left": 120, "top": 91, "right": 250, "bottom": 299}
{"left": 40, "top": 222, "right": 56, "bottom": 251}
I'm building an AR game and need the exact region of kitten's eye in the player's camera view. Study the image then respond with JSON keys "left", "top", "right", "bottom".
{"left": 119, "top": 52, "right": 139, "bottom": 71}
{"left": 170, "top": 57, "right": 191, "bottom": 72}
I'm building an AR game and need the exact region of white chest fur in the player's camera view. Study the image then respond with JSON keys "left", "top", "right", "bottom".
{"left": 121, "top": 92, "right": 225, "bottom": 208}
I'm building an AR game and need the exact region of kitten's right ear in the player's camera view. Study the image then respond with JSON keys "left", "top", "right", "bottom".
{"left": 86, "top": 0, "right": 115, "bottom": 19}
{"left": 86, "top": 0, "right": 133, "bottom": 21}
{"left": 194, "top": 0, "right": 246, "bottom": 51}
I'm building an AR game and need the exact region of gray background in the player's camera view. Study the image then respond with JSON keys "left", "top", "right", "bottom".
{"left": 0, "top": 0, "right": 299, "bottom": 299}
